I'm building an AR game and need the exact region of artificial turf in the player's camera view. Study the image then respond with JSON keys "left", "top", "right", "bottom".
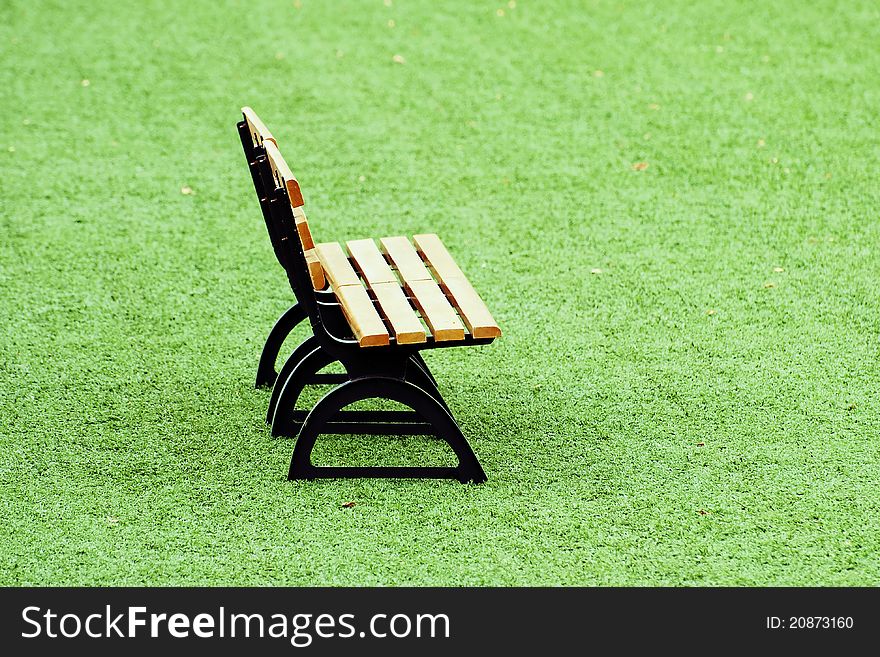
{"left": 1, "top": 0, "right": 879, "bottom": 586}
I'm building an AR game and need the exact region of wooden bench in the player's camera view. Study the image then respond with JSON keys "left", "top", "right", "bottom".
{"left": 237, "top": 107, "right": 501, "bottom": 483}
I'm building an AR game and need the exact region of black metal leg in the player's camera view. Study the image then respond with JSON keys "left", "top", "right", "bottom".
{"left": 270, "top": 345, "right": 335, "bottom": 437}
{"left": 256, "top": 303, "right": 307, "bottom": 388}
{"left": 287, "top": 377, "right": 487, "bottom": 484}
{"left": 412, "top": 352, "right": 437, "bottom": 387}
{"left": 269, "top": 346, "right": 448, "bottom": 434}
{"left": 268, "top": 333, "right": 443, "bottom": 423}
{"left": 266, "top": 336, "right": 321, "bottom": 424}
{"left": 404, "top": 358, "right": 451, "bottom": 413}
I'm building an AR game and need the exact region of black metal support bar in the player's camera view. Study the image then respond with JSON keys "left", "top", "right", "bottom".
{"left": 288, "top": 466, "right": 459, "bottom": 480}
{"left": 309, "top": 373, "right": 348, "bottom": 385}
{"left": 282, "top": 408, "right": 435, "bottom": 436}
{"left": 291, "top": 409, "right": 425, "bottom": 423}
{"left": 295, "top": 423, "right": 436, "bottom": 436}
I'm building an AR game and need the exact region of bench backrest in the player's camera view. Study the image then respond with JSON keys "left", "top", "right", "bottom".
{"left": 257, "top": 137, "right": 346, "bottom": 341}
{"left": 238, "top": 107, "right": 325, "bottom": 290}
{"left": 238, "top": 107, "right": 286, "bottom": 268}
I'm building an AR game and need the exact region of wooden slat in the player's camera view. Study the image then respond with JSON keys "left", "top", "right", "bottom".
{"left": 443, "top": 278, "right": 501, "bottom": 338}
{"left": 379, "top": 236, "right": 433, "bottom": 282}
{"left": 413, "top": 233, "right": 500, "bottom": 339}
{"left": 346, "top": 238, "right": 397, "bottom": 285}
{"left": 263, "top": 140, "right": 305, "bottom": 208}
{"left": 241, "top": 106, "right": 276, "bottom": 147}
{"left": 381, "top": 235, "right": 464, "bottom": 341}
{"left": 335, "top": 285, "right": 390, "bottom": 347}
{"left": 257, "top": 137, "right": 315, "bottom": 267}
{"left": 412, "top": 233, "right": 465, "bottom": 281}
{"left": 372, "top": 282, "right": 426, "bottom": 344}
{"left": 406, "top": 280, "right": 465, "bottom": 342}
{"left": 314, "top": 241, "right": 390, "bottom": 346}
{"left": 347, "top": 238, "right": 426, "bottom": 344}
{"left": 304, "top": 248, "right": 326, "bottom": 290}
{"left": 292, "top": 206, "right": 315, "bottom": 250}
{"left": 314, "top": 242, "right": 360, "bottom": 288}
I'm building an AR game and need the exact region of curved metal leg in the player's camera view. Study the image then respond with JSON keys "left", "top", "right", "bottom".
{"left": 256, "top": 303, "right": 307, "bottom": 388}
{"left": 266, "top": 335, "right": 321, "bottom": 424}
{"left": 269, "top": 344, "right": 446, "bottom": 427}
{"left": 411, "top": 352, "right": 437, "bottom": 387}
{"left": 404, "top": 358, "right": 451, "bottom": 413}
{"left": 270, "top": 346, "right": 335, "bottom": 437}
{"left": 288, "top": 378, "right": 487, "bottom": 484}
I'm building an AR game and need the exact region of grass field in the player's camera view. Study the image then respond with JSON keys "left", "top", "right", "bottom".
{"left": 2, "top": 0, "right": 879, "bottom": 586}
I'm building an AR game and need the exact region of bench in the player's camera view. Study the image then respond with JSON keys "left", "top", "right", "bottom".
{"left": 237, "top": 107, "right": 501, "bottom": 483}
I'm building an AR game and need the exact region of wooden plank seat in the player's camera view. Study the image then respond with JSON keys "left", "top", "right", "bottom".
{"left": 236, "top": 107, "right": 501, "bottom": 484}
{"left": 312, "top": 236, "right": 501, "bottom": 348}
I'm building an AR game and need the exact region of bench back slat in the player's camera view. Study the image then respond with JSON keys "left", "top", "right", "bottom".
{"left": 241, "top": 106, "right": 276, "bottom": 148}
{"left": 262, "top": 140, "right": 326, "bottom": 290}
{"left": 304, "top": 247, "right": 326, "bottom": 290}
{"left": 238, "top": 114, "right": 290, "bottom": 271}
{"left": 239, "top": 109, "right": 325, "bottom": 290}
{"left": 263, "top": 140, "right": 305, "bottom": 208}
{"left": 292, "top": 206, "right": 315, "bottom": 250}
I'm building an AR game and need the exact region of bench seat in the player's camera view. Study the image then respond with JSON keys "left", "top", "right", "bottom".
{"left": 314, "top": 234, "right": 501, "bottom": 347}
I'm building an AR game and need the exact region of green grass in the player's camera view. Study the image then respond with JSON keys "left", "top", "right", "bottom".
{"left": 1, "top": 0, "right": 879, "bottom": 586}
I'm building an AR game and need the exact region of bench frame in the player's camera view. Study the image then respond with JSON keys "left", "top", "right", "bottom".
{"left": 237, "top": 117, "right": 490, "bottom": 483}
